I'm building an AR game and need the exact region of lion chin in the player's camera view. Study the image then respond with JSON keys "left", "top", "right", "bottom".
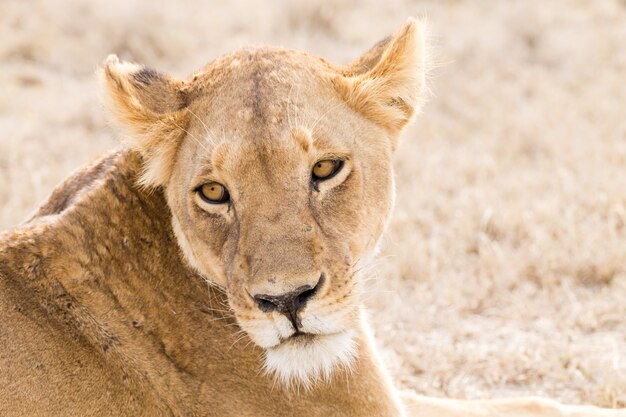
{"left": 263, "top": 330, "right": 358, "bottom": 389}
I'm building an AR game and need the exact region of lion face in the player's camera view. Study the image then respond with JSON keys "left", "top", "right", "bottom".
{"left": 166, "top": 65, "right": 395, "bottom": 386}
{"left": 101, "top": 18, "right": 427, "bottom": 386}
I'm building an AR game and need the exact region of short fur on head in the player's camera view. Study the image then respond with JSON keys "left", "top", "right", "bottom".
{"left": 101, "top": 17, "right": 428, "bottom": 387}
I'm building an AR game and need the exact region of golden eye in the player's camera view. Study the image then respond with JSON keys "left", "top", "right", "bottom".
{"left": 312, "top": 159, "right": 343, "bottom": 181}
{"left": 197, "top": 182, "right": 230, "bottom": 204}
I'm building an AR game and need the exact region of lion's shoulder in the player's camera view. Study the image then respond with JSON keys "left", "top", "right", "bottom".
{"left": 30, "top": 149, "right": 141, "bottom": 219}
{"left": 0, "top": 147, "right": 188, "bottom": 333}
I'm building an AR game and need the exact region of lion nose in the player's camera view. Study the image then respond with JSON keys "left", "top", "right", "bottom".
{"left": 253, "top": 276, "right": 323, "bottom": 328}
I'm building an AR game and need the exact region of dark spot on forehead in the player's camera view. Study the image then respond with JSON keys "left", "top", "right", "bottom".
{"left": 242, "top": 51, "right": 285, "bottom": 125}
{"left": 250, "top": 66, "right": 265, "bottom": 122}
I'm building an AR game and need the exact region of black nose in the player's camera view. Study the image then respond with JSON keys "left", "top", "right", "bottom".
{"left": 253, "top": 276, "right": 323, "bottom": 329}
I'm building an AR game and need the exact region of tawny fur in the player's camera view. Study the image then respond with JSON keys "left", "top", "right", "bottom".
{"left": 0, "top": 18, "right": 623, "bottom": 417}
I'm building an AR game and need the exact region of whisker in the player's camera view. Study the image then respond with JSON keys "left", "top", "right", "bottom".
{"left": 170, "top": 118, "right": 208, "bottom": 152}
{"left": 187, "top": 107, "right": 222, "bottom": 148}
{"left": 204, "top": 316, "right": 235, "bottom": 324}
{"left": 309, "top": 100, "right": 347, "bottom": 134}
{"left": 227, "top": 333, "right": 250, "bottom": 352}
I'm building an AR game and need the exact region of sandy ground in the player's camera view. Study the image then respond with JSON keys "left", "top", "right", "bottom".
{"left": 1, "top": 0, "right": 625, "bottom": 408}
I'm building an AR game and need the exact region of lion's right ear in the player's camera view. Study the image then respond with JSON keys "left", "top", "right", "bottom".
{"left": 334, "top": 18, "right": 428, "bottom": 148}
{"left": 99, "top": 55, "right": 190, "bottom": 187}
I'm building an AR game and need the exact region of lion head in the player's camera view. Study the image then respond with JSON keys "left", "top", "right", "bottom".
{"left": 100, "top": 18, "right": 427, "bottom": 387}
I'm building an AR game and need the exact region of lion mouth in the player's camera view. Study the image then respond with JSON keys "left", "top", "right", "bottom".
{"left": 281, "top": 330, "right": 317, "bottom": 344}
{"left": 277, "top": 329, "right": 344, "bottom": 348}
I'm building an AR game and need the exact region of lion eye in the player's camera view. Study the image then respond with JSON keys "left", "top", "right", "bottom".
{"left": 197, "top": 182, "right": 230, "bottom": 204}
{"left": 312, "top": 159, "right": 343, "bottom": 181}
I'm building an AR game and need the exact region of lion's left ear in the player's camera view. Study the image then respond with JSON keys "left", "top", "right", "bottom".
{"left": 334, "top": 18, "right": 428, "bottom": 145}
{"left": 99, "top": 55, "right": 190, "bottom": 187}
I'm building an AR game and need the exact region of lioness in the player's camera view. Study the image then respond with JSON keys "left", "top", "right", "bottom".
{"left": 0, "top": 18, "right": 622, "bottom": 417}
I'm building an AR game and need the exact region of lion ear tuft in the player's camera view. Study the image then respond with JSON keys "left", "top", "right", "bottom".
{"left": 335, "top": 18, "right": 429, "bottom": 142}
{"left": 99, "top": 54, "right": 190, "bottom": 187}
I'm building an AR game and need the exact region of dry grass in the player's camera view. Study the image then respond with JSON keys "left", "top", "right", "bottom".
{"left": 1, "top": 0, "right": 625, "bottom": 408}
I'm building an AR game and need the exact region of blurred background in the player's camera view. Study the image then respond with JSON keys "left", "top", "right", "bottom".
{"left": 1, "top": 0, "right": 625, "bottom": 407}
